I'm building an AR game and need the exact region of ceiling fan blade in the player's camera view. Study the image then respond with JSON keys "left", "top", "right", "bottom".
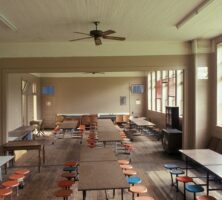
{"left": 94, "top": 37, "right": 102, "bottom": 45}
{"left": 102, "top": 30, "right": 115, "bottom": 36}
{"left": 73, "top": 32, "right": 90, "bottom": 36}
{"left": 69, "top": 36, "right": 92, "bottom": 41}
{"left": 103, "top": 35, "right": 125, "bottom": 41}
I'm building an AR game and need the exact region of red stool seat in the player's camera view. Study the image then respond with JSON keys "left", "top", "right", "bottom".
{"left": 15, "top": 168, "right": 30, "bottom": 175}
{"left": 2, "top": 180, "right": 19, "bottom": 188}
{"left": 64, "top": 161, "right": 78, "bottom": 167}
{"left": 135, "top": 196, "right": 155, "bottom": 200}
{"left": 196, "top": 195, "right": 217, "bottom": 200}
{"left": 58, "top": 180, "right": 74, "bottom": 189}
{"left": 54, "top": 189, "right": 72, "bottom": 198}
{"left": 9, "top": 174, "right": 25, "bottom": 182}
{"left": 62, "top": 172, "right": 77, "bottom": 180}
{"left": 118, "top": 159, "right": 130, "bottom": 165}
{"left": 176, "top": 176, "right": 193, "bottom": 183}
{"left": 0, "top": 188, "right": 13, "bottom": 197}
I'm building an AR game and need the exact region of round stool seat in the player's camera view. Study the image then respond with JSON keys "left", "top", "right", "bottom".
{"left": 2, "top": 180, "right": 19, "bottom": 188}
{"left": 0, "top": 188, "right": 13, "bottom": 196}
{"left": 164, "top": 163, "right": 178, "bottom": 170}
{"left": 130, "top": 184, "right": 147, "bottom": 194}
{"left": 87, "top": 143, "right": 96, "bottom": 148}
{"left": 135, "top": 196, "right": 155, "bottom": 200}
{"left": 170, "top": 168, "right": 184, "bottom": 175}
{"left": 63, "top": 166, "right": 77, "bottom": 173}
{"left": 62, "top": 172, "right": 77, "bottom": 180}
{"left": 120, "top": 164, "right": 133, "bottom": 170}
{"left": 64, "top": 161, "right": 78, "bottom": 167}
{"left": 122, "top": 138, "right": 131, "bottom": 143}
{"left": 58, "top": 180, "right": 74, "bottom": 189}
{"left": 196, "top": 195, "right": 217, "bottom": 200}
{"left": 15, "top": 168, "right": 30, "bottom": 175}
{"left": 123, "top": 169, "right": 137, "bottom": 176}
{"left": 186, "top": 184, "right": 204, "bottom": 193}
{"left": 128, "top": 176, "right": 142, "bottom": 185}
{"left": 118, "top": 159, "right": 130, "bottom": 165}
{"left": 54, "top": 189, "right": 72, "bottom": 198}
{"left": 176, "top": 176, "right": 193, "bottom": 183}
{"left": 9, "top": 174, "right": 25, "bottom": 182}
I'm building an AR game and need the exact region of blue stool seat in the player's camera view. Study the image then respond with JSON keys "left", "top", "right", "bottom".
{"left": 186, "top": 184, "right": 204, "bottom": 193}
{"left": 127, "top": 176, "right": 142, "bottom": 185}
{"left": 63, "top": 166, "right": 77, "bottom": 173}
{"left": 170, "top": 168, "right": 184, "bottom": 175}
{"left": 164, "top": 163, "right": 178, "bottom": 170}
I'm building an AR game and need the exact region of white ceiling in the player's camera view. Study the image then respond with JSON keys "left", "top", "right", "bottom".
{"left": 0, "top": 0, "right": 222, "bottom": 43}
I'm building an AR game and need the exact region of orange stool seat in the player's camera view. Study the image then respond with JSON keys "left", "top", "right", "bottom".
{"left": 176, "top": 176, "right": 193, "bottom": 183}
{"left": 196, "top": 195, "right": 217, "bottom": 200}
{"left": 118, "top": 159, "right": 130, "bottom": 165}
{"left": 62, "top": 172, "right": 77, "bottom": 180}
{"left": 135, "top": 196, "right": 155, "bottom": 200}
{"left": 2, "top": 180, "right": 19, "bottom": 188}
{"left": 9, "top": 174, "right": 25, "bottom": 182}
{"left": 120, "top": 164, "right": 133, "bottom": 170}
{"left": 123, "top": 169, "right": 137, "bottom": 176}
{"left": 64, "top": 161, "right": 79, "bottom": 167}
{"left": 15, "top": 168, "right": 30, "bottom": 175}
{"left": 130, "top": 184, "right": 147, "bottom": 198}
{"left": 54, "top": 189, "right": 72, "bottom": 199}
{"left": 58, "top": 180, "right": 74, "bottom": 189}
{"left": 0, "top": 188, "right": 13, "bottom": 197}
{"left": 87, "top": 143, "right": 96, "bottom": 148}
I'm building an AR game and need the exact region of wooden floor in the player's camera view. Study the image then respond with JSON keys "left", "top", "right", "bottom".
{"left": 3, "top": 131, "right": 222, "bottom": 200}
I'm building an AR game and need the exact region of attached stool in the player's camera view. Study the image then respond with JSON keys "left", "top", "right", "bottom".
{"left": 2, "top": 180, "right": 19, "bottom": 196}
{"left": 118, "top": 160, "right": 130, "bottom": 165}
{"left": 176, "top": 176, "right": 193, "bottom": 200}
{"left": 54, "top": 189, "right": 72, "bottom": 200}
{"left": 128, "top": 176, "right": 142, "bottom": 186}
{"left": 0, "top": 188, "right": 13, "bottom": 199}
{"left": 64, "top": 161, "right": 79, "bottom": 167}
{"left": 9, "top": 174, "right": 25, "bottom": 189}
{"left": 120, "top": 164, "right": 133, "bottom": 170}
{"left": 123, "top": 169, "right": 137, "bottom": 177}
{"left": 196, "top": 195, "right": 217, "bottom": 200}
{"left": 185, "top": 184, "right": 204, "bottom": 200}
{"left": 130, "top": 184, "right": 147, "bottom": 200}
{"left": 63, "top": 166, "right": 77, "bottom": 173}
{"left": 58, "top": 180, "right": 74, "bottom": 190}
{"left": 61, "top": 172, "right": 77, "bottom": 181}
{"left": 135, "top": 196, "right": 155, "bottom": 200}
{"left": 164, "top": 163, "right": 179, "bottom": 186}
{"left": 14, "top": 168, "right": 30, "bottom": 176}
{"left": 170, "top": 168, "right": 184, "bottom": 186}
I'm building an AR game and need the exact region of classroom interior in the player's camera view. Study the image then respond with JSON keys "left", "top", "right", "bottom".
{"left": 1, "top": 0, "right": 222, "bottom": 200}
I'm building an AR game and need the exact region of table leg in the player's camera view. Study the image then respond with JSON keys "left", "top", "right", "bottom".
{"left": 43, "top": 145, "right": 45, "bottom": 164}
{"left": 121, "top": 189, "right": 124, "bottom": 200}
{"left": 113, "top": 189, "right": 115, "bottom": 198}
{"left": 83, "top": 190, "right": 86, "bottom": 200}
{"left": 185, "top": 157, "right": 188, "bottom": 176}
{"left": 38, "top": 149, "right": 41, "bottom": 172}
{"left": 0, "top": 168, "right": 2, "bottom": 181}
{"left": 206, "top": 170, "right": 209, "bottom": 195}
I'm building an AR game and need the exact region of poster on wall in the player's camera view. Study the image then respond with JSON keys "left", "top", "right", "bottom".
{"left": 120, "top": 96, "right": 127, "bottom": 106}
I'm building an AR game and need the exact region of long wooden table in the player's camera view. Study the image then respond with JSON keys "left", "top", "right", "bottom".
{"left": 180, "top": 149, "right": 222, "bottom": 195}
{"left": 0, "top": 156, "right": 14, "bottom": 181}
{"left": 3, "top": 141, "right": 45, "bottom": 172}
{"left": 78, "top": 161, "right": 129, "bottom": 200}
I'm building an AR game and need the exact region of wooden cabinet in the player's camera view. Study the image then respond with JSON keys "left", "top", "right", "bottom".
{"left": 162, "top": 128, "right": 182, "bottom": 153}
{"left": 166, "top": 106, "right": 179, "bottom": 129}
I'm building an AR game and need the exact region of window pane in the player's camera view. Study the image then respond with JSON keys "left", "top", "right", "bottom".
{"left": 152, "top": 72, "right": 156, "bottom": 110}
{"left": 148, "top": 73, "right": 152, "bottom": 110}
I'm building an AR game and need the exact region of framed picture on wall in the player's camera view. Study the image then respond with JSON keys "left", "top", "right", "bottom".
{"left": 120, "top": 96, "right": 127, "bottom": 106}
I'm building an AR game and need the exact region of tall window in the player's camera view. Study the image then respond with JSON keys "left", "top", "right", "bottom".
{"left": 217, "top": 44, "right": 222, "bottom": 126}
{"left": 147, "top": 69, "right": 184, "bottom": 116}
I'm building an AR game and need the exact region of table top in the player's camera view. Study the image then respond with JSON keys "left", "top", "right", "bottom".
{"left": 80, "top": 147, "right": 117, "bottom": 162}
{"left": 0, "top": 156, "right": 14, "bottom": 166}
{"left": 130, "top": 117, "right": 155, "bottom": 127}
{"left": 60, "top": 121, "right": 78, "bottom": 129}
{"left": 8, "top": 126, "right": 34, "bottom": 139}
{"left": 180, "top": 149, "right": 222, "bottom": 165}
{"left": 78, "top": 161, "right": 129, "bottom": 191}
{"left": 205, "top": 165, "right": 222, "bottom": 178}
{"left": 3, "top": 140, "right": 42, "bottom": 148}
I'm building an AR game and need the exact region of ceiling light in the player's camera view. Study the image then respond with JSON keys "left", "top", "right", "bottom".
{"left": 0, "top": 14, "right": 17, "bottom": 31}
{"left": 176, "top": 0, "right": 215, "bottom": 29}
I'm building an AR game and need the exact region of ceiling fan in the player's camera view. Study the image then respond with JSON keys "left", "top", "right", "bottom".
{"left": 70, "top": 21, "right": 125, "bottom": 45}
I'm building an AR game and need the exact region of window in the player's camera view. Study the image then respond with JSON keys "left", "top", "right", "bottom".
{"left": 217, "top": 44, "right": 222, "bottom": 126}
{"left": 147, "top": 69, "right": 184, "bottom": 116}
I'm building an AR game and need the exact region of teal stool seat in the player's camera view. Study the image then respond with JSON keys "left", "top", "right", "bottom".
{"left": 127, "top": 176, "right": 142, "bottom": 186}
{"left": 170, "top": 168, "right": 184, "bottom": 175}
{"left": 63, "top": 166, "right": 77, "bottom": 173}
{"left": 186, "top": 184, "right": 204, "bottom": 200}
{"left": 164, "top": 163, "right": 178, "bottom": 170}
